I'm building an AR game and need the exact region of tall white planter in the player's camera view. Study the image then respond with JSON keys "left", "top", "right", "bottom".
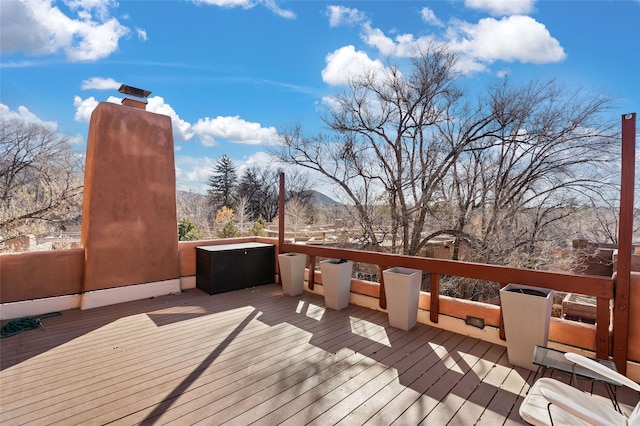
{"left": 383, "top": 267, "right": 421, "bottom": 331}
{"left": 278, "top": 253, "right": 307, "bottom": 296}
{"left": 500, "top": 283, "right": 554, "bottom": 370}
{"left": 319, "top": 259, "right": 353, "bottom": 310}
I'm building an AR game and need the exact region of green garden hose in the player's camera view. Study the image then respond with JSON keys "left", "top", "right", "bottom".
{"left": 1, "top": 312, "right": 61, "bottom": 338}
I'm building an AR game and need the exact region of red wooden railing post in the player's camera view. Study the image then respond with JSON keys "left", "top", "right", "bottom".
{"left": 430, "top": 273, "right": 440, "bottom": 323}
{"left": 595, "top": 297, "right": 610, "bottom": 359}
{"left": 613, "top": 112, "right": 635, "bottom": 373}
{"left": 378, "top": 265, "right": 388, "bottom": 309}
{"left": 308, "top": 255, "right": 316, "bottom": 290}
{"left": 278, "top": 172, "right": 285, "bottom": 251}
{"left": 499, "top": 283, "right": 507, "bottom": 341}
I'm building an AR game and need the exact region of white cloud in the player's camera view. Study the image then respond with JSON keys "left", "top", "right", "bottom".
{"left": 67, "top": 133, "right": 85, "bottom": 145}
{"left": 146, "top": 96, "right": 195, "bottom": 142}
{"left": 320, "top": 95, "right": 341, "bottom": 111}
{"left": 321, "top": 45, "right": 385, "bottom": 86}
{"left": 175, "top": 155, "right": 216, "bottom": 193}
{"left": 66, "top": 0, "right": 113, "bottom": 20}
{"left": 136, "top": 27, "right": 147, "bottom": 41}
{"left": 192, "top": 116, "right": 279, "bottom": 146}
{"left": 191, "top": 0, "right": 295, "bottom": 18}
{"left": 0, "top": 103, "right": 58, "bottom": 130}
{"left": 0, "top": 0, "right": 129, "bottom": 61}
{"left": 448, "top": 16, "right": 566, "bottom": 65}
{"left": 326, "top": 5, "right": 366, "bottom": 27}
{"left": 262, "top": 0, "right": 295, "bottom": 19}
{"left": 420, "top": 7, "right": 444, "bottom": 27}
{"left": 193, "top": 0, "right": 253, "bottom": 7}
{"left": 321, "top": 3, "right": 562, "bottom": 77}
{"left": 496, "top": 68, "right": 510, "bottom": 78}
{"left": 73, "top": 95, "right": 100, "bottom": 122}
{"left": 0, "top": 103, "right": 85, "bottom": 145}
{"left": 81, "top": 77, "right": 122, "bottom": 90}
{"left": 465, "top": 0, "right": 536, "bottom": 16}
{"left": 453, "top": 55, "right": 489, "bottom": 74}
{"left": 360, "top": 22, "right": 437, "bottom": 58}
{"left": 0, "top": 1, "right": 49, "bottom": 54}
{"left": 360, "top": 23, "right": 396, "bottom": 57}
{"left": 69, "top": 18, "right": 129, "bottom": 61}
{"left": 236, "top": 151, "right": 279, "bottom": 176}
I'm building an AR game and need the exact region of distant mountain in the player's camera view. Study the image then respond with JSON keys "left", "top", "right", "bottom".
{"left": 308, "top": 190, "right": 341, "bottom": 206}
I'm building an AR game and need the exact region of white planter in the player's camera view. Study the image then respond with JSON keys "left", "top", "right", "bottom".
{"left": 500, "top": 283, "right": 554, "bottom": 370}
{"left": 319, "top": 259, "right": 353, "bottom": 310}
{"left": 278, "top": 253, "right": 307, "bottom": 296}
{"left": 383, "top": 267, "right": 421, "bottom": 331}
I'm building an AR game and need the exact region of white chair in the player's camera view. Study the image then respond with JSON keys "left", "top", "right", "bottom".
{"left": 520, "top": 352, "right": 640, "bottom": 425}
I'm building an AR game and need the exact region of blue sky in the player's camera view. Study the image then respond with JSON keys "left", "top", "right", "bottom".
{"left": 1, "top": 0, "right": 639, "bottom": 194}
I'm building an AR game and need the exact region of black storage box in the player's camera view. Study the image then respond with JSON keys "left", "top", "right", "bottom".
{"left": 196, "top": 242, "right": 275, "bottom": 295}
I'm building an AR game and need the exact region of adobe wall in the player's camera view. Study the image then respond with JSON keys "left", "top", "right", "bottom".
{"left": 0, "top": 249, "right": 83, "bottom": 303}
{"left": 81, "top": 102, "right": 180, "bottom": 291}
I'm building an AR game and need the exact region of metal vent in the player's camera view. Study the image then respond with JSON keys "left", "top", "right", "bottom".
{"left": 118, "top": 84, "right": 151, "bottom": 99}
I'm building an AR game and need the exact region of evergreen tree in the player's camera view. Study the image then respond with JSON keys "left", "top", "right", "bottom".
{"left": 217, "top": 221, "right": 241, "bottom": 238}
{"left": 207, "top": 155, "right": 237, "bottom": 211}
{"left": 246, "top": 215, "right": 268, "bottom": 237}
{"left": 178, "top": 217, "right": 202, "bottom": 241}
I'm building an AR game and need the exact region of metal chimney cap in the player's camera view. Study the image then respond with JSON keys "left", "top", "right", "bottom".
{"left": 118, "top": 84, "right": 151, "bottom": 99}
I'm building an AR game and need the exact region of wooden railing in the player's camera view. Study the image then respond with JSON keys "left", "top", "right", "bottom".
{"left": 279, "top": 241, "right": 617, "bottom": 367}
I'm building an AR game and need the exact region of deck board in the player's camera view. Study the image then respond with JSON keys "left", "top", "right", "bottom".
{"left": 299, "top": 326, "right": 442, "bottom": 426}
{"left": 2, "top": 284, "right": 637, "bottom": 425}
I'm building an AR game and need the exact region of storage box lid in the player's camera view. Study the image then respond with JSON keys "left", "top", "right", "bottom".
{"left": 196, "top": 242, "right": 274, "bottom": 252}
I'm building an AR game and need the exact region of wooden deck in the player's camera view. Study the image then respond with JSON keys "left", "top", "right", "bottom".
{"left": 1, "top": 284, "right": 637, "bottom": 425}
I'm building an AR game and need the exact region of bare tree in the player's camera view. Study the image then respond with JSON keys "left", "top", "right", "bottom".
{"left": 278, "top": 45, "right": 617, "bottom": 266}
{"left": 430, "top": 79, "right": 618, "bottom": 268}
{"left": 285, "top": 197, "right": 309, "bottom": 239}
{"left": 237, "top": 166, "right": 279, "bottom": 221}
{"left": 279, "top": 45, "right": 496, "bottom": 255}
{"left": 176, "top": 190, "right": 212, "bottom": 238}
{"left": 579, "top": 199, "right": 620, "bottom": 244}
{"left": 235, "top": 195, "right": 250, "bottom": 235}
{"left": 237, "top": 165, "right": 312, "bottom": 222}
{"left": 0, "top": 119, "right": 83, "bottom": 243}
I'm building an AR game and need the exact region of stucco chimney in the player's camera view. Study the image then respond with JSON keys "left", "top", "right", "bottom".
{"left": 121, "top": 98, "right": 148, "bottom": 110}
